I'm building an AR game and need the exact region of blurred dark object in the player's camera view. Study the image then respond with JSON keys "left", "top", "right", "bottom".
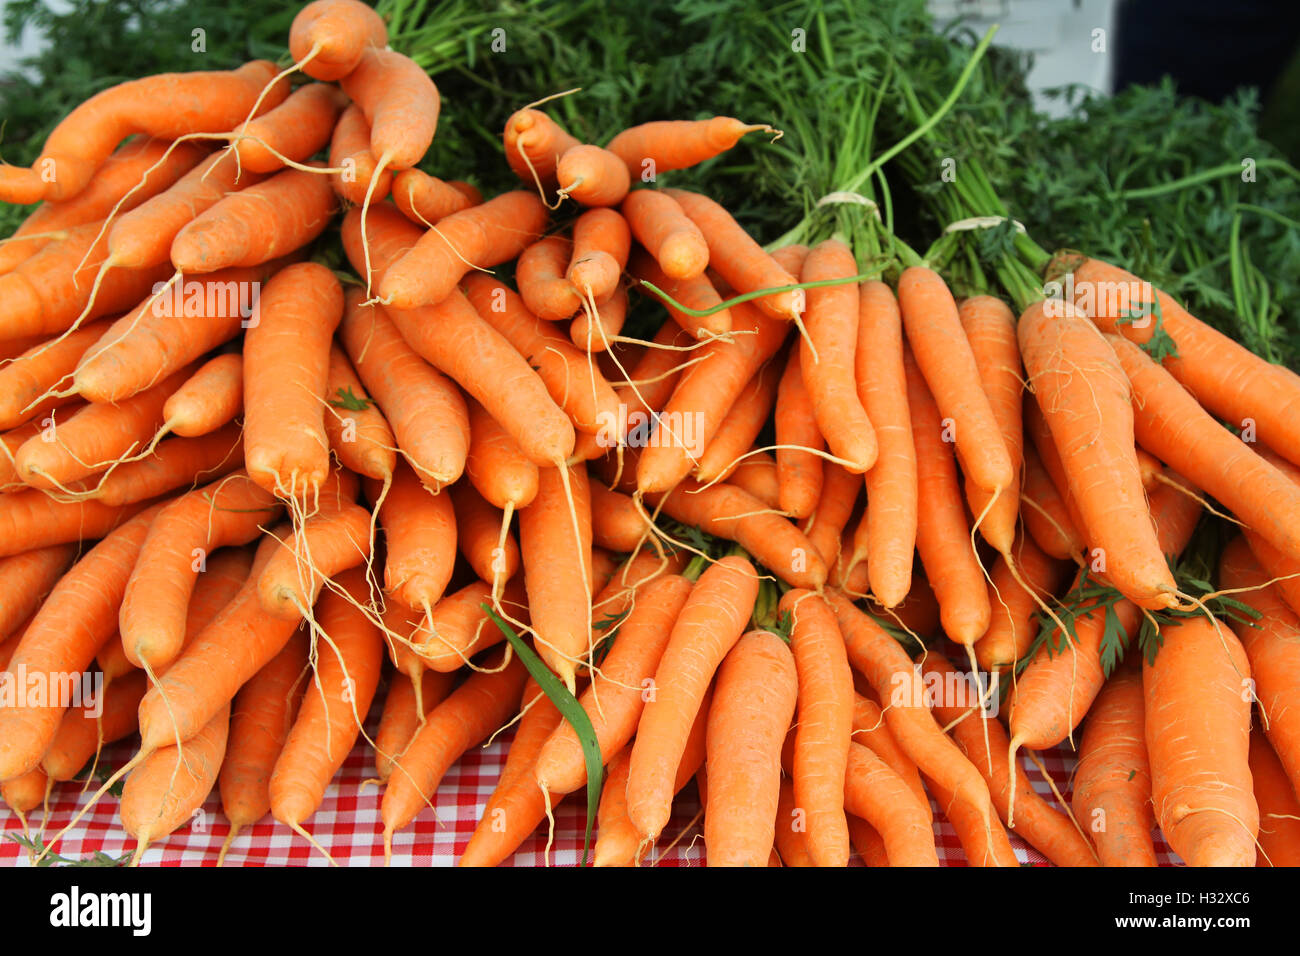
{"left": 1114, "top": 0, "right": 1300, "bottom": 161}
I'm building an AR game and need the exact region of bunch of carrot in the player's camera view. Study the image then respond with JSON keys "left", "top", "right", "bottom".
{"left": 1, "top": 0, "right": 1298, "bottom": 868}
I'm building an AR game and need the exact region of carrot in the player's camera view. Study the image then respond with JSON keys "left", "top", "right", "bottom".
{"left": 0, "top": 60, "right": 287, "bottom": 203}
{"left": 972, "top": 533, "right": 1070, "bottom": 672}
{"left": 0, "top": 503, "right": 162, "bottom": 781}
{"left": 1250, "top": 728, "right": 1300, "bottom": 867}
{"left": 1216, "top": 535, "right": 1300, "bottom": 794}
{"left": 1136, "top": 447, "right": 1163, "bottom": 490}
{"left": 851, "top": 280, "right": 916, "bottom": 606}
{"left": 463, "top": 273, "right": 621, "bottom": 436}
{"left": 517, "top": 237, "right": 581, "bottom": 320}
{"left": 374, "top": 669, "right": 457, "bottom": 781}
{"left": 243, "top": 262, "right": 342, "bottom": 497}
{"left": 72, "top": 265, "right": 272, "bottom": 404}
{"left": 171, "top": 164, "right": 336, "bottom": 273}
{"left": 329, "top": 104, "right": 391, "bottom": 205}
{"left": 846, "top": 814, "right": 890, "bottom": 867}
{"left": 391, "top": 168, "right": 480, "bottom": 227}
{"left": 802, "top": 462, "right": 861, "bottom": 570}
{"left": 959, "top": 294, "right": 1023, "bottom": 555}
{"left": 728, "top": 451, "right": 781, "bottom": 511}
{"left": 0, "top": 544, "right": 76, "bottom": 639}
{"left": 775, "top": 345, "right": 824, "bottom": 518}
{"left": 378, "top": 191, "right": 548, "bottom": 310}
{"left": 379, "top": 462, "right": 457, "bottom": 613}
{"left": 607, "top": 117, "right": 772, "bottom": 176}
{"left": 772, "top": 776, "right": 815, "bottom": 866}
{"left": 41, "top": 669, "right": 145, "bottom": 783}
{"left": 925, "top": 768, "right": 1020, "bottom": 867}
{"left": 380, "top": 648, "right": 527, "bottom": 848}
{"left": 451, "top": 480, "right": 521, "bottom": 587}
{"left": 1020, "top": 442, "right": 1085, "bottom": 561}
{"left": 121, "top": 702, "right": 230, "bottom": 861}
{"left": 519, "top": 463, "right": 593, "bottom": 691}
{"left": 256, "top": 500, "right": 371, "bottom": 621}
{"left": 1110, "top": 333, "right": 1300, "bottom": 565}
{"left": 0, "top": 320, "right": 114, "bottom": 425}
{"left": 781, "top": 589, "right": 855, "bottom": 866}
{"left": 703, "top": 630, "right": 799, "bottom": 866}
{"left": 904, "top": 346, "right": 990, "bottom": 645}
{"left": 628, "top": 249, "right": 732, "bottom": 339}
{"left": 557, "top": 144, "right": 631, "bottom": 207}
{"left": 621, "top": 190, "right": 711, "bottom": 283}
{"left": 88, "top": 425, "right": 244, "bottom": 506}
{"left": 1144, "top": 616, "right": 1257, "bottom": 866}
{"left": 460, "top": 681, "right": 566, "bottom": 867}
{"left": 0, "top": 766, "right": 47, "bottom": 824}
{"left": 339, "top": 46, "right": 439, "bottom": 173}
{"left": 270, "top": 570, "right": 383, "bottom": 834}
{"left": 339, "top": 287, "right": 469, "bottom": 490}
{"left": 842, "top": 743, "right": 939, "bottom": 866}
{"left": 1018, "top": 303, "right": 1174, "bottom": 607}
{"left": 850, "top": 693, "right": 930, "bottom": 817}
{"left": 571, "top": 282, "right": 629, "bottom": 352}
{"left": 637, "top": 300, "right": 788, "bottom": 493}
{"left": 411, "top": 577, "right": 528, "bottom": 673}
{"left": 13, "top": 363, "right": 191, "bottom": 491}
{"left": 568, "top": 208, "right": 631, "bottom": 303}
{"left": 535, "top": 573, "right": 693, "bottom": 794}
{"left": 1238, "top": 448, "right": 1300, "bottom": 617}
{"left": 1071, "top": 659, "right": 1157, "bottom": 866}
{"left": 119, "top": 474, "right": 280, "bottom": 670}
{"left": 0, "top": 219, "right": 174, "bottom": 339}
{"left": 0, "top": 490, "right": 143, "bottom": 559}
{"left": 826, "top": 589, "right": 995, "bottom": 828}
{"left": 323, "top": 345, "right": 395, "bottom": 483}
{"left": 651, "top": 478, "right": 828, "bottom": 589}
{"left": 217, "top": 632, "right": 310, "bottom": 844}
{"left": 921, "top": 655, "right": 1099, "bottom": 866}
{"left": 502, "top": 108, "right": 581, "bottom": 188}
{"left": 798, "top": 241, "right": 876, "bottom": 471}
{"left": 163, "top": 353, "right": 243, "bottom": 438}
{"left": 1070, "top": 256, "right": 1300, "bottom": 463}
{"left": 100, "top": 150, "right": 268, "bottom": 273}
{"left": 288, "top": 0, "right": 388, "bottom": 82}
{"left": 0, "top": 137, "right": 206, "bottom": 274}
{"left": 628, "top": 555, "right": 759, "bottom": 842}
{"left": 235, "top": 82, "right": 346, "bottom": 174}
{"left": 898, "top": 268, "right": 1013, "bottom": 502}
{"left": 464, "top": 397, "right": 539, "bottom": 512}
{"left": 589, "top": 480, "right": 655, "bottom": 553}
{"left": 1008, "top": 472, "right": 1202, "bottom": 752}
{"left": 695, "top": 360, "right": 781, "bottom": 483}
{"left": 664, "top": 189, "right": 799, "bottom": 319}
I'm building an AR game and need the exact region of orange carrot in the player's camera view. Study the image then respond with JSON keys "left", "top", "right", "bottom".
{"left": 450, "top": 480, "right": 521, "bottom": 587}
{"left": 42, "top": 670, "right": 148, "bottom": 782}
{"left": 0, "top": 489, "right": 143, "bottom": 558}
{"left": 695, "top": 360, "right": 780, "bottom": 483}
{"left": 374, "top": 669, "right": 457, "bottom": 781}
{"left": 329, "top": 104, "right": 391, "bottom": 205}
{"left": 322, "top": 345, "right": 396, "bottom": 483}
{"left": 1144, "top": 616, "right": 1257, "bottom": 866}
{"left": 628, "top": 555, "right": 759, "bottom": 842}
{"left": 288, "top": 0, "right": 388, "bottom": 82}
{"left": 518, "top": 236, "right": 583, "bottom": 320}
{"left": 391, "top": 168, "right": 480, "bottom": 226}
{"left": 379, "top": 462, "right": 457, "bottom": 613}
{"left": 256, "top": 499, "right": 371, "bottom": 620}
{"left": 503, "top": 108, "right": 581, "bottom": 188}
{"left": 776, "top": 345, "right": 825, "bottom": 518}
{"left": 568, "top": 208, "right": 631, "bottom": 303}
{"left": 89, "top": 425, "right": 244, "bottom": 506}
{"left": 628, "top": 249, "right": 732, "bottom": 339}
{"left": 973, "top": 534, "right": 1070, "bottom": 672}
{"left": 235, "top": 82, "right": 346, "bottom": 174}
{"left": 704, "top": 630, "right": 799, "bottom": 866}
{"left": 557, "top": 144, "right": 631, "bottom": 207}
{"left": 802, "top": 461, "right": 861, "bottom": 570}
{"left": 338, "top": 46, "right": 439, "bottom": 172}
{"left": 1250, "top": 728, "right": 1300, "bottom": 867}
{"left": 1020, "top": 442, "right": 1085, "bottom": 561}
{"left": 163, "top": 353, "right": 243, "bottom": 438}
{"left": 0, "top": 544, "right": 76, "bottom": 639}
{"left": 842, "top": 742, "right": 939, "bottom": 866}
{"left": 607, "top": 117, "right": 772, "bottom": 176}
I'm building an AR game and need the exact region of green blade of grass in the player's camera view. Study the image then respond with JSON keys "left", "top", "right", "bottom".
{"left": 484, "top": 604, "right": 603, "bottom": 866}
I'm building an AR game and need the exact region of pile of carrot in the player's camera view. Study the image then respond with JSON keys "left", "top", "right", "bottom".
{"left": 1, "top": 0, "right": 1298, "bottom": 868}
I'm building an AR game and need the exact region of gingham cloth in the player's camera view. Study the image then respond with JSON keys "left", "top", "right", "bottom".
{"left": 0, "top": 696, "right": 1181, "bottom": 867}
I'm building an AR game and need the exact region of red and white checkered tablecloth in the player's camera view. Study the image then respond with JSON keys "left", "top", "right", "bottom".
{"left": 0, "top": 700, "right": 1181, "bottom": 867}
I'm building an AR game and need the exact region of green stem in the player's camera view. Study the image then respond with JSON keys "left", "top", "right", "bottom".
{"left": 1113, "top": 157, "right": 1300, "bottom": 200}
{"left": 639, "top": 272, "right": 883, "bottom": 318}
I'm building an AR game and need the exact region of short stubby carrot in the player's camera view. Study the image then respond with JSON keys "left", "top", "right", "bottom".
{"left": 502, "top": 108, "right": 581, "bottom": 188}
{"left": 1144, "top": 616, "right": 1257, "bottom": 867}
{"left": 628, "top": 555, "right": 760, "bottom": 843}
{"left": 517, "top": 236, "right": 582, "bottom": 321}
{"left": 621, "top": 189, "right": 709, "bottom": 281}
{"left": 379, "top": 462, "right": 457, "bottom": 613}
{"left": 164, "top": 353, "right": 244, "bottom": 438}
{"left": 704, "top": 630, "right": 799, "bottom": 867}
{"left": 391, "top": 168, "right": 480, "bottom": 226}
{"left": 288, "top": 0, "right": 388, "bottom": 81}
{"left": 568, "top": 207, "right": 631, "bottom": 303}
{"left": 557, "top": 144, "right": 631, "bottom": 207}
